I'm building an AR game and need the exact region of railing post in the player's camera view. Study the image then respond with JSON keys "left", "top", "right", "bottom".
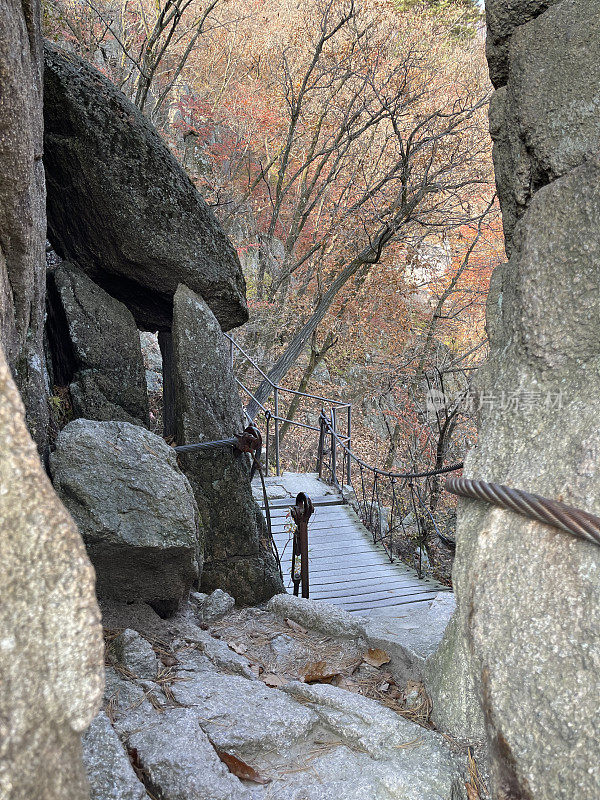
{"left": 317, "top": 411, "right": 325, "bottom": 478}
{"left": 346, "top": 404, "right": 352, "bottom": 486}
{"left": 265, "top": 412, "right": 271, "bottom": 477}
{"left": 291, "top": 493, "right": 314, "bottom": 599}
{"left": 274, "top": 387, "right": 280, "bottom": 477}
{"left": 331, "top": 407, "right": 337, "bottom": 487}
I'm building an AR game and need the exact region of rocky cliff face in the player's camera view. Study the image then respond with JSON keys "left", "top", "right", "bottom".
{"left": 0, "top": 0, "right": 48, "bottom": 449}
{"left": 1, "top": 6, "right": 105, "bottom": 798}
{"left": 427, "top": 3, "right": 600, "bottom": 799}
{"left": 47, "top": 261, "right": 150, "bottom": 427}
{"left": 1, "top": 6, "right": 280, "bottom": 796}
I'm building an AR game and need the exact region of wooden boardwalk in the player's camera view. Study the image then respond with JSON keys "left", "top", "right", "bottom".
{"left": 262, "top": 490, "right": 450, "bottom": 615}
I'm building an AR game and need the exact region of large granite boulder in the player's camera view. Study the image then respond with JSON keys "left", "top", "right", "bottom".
{"left": 43, "top": 42, "right": 248, "bottom": 332}
{"left": 485, "top": 0, "right": 561, "bottom": 87}
{"left": 0, "top": 0, "right": 48, "bottom": 448}
{"left": 428, "top": 3, "right": 600, "bottom": 796}
{"left": 173, "top": 284, "right": 283, "bottom": 604}
{"left": 50, "top": 419, "right": 201, "bottom": 616}
{"left": 489, "top": 0, "right": 600, "bottom": 252}
{"left": 0, "top": 346, "right": 104, "bottom": 799}
{"left": 47, "top": 261, "right": 150, "bottom": 426}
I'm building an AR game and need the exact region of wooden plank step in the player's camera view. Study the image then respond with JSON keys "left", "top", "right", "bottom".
{"left": 311, "top": 582, "right": 443, "bottom": 602}
{"left": 313, "top": 576, "right": 441, "bottom": 596}
{"left": 339, "top": 593, "right": 441, "bottom": 611}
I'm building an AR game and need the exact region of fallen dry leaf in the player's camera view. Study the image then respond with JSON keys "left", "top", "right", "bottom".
{"left": 285, "top": 618, "right": 308, "bottom": 634}
{"left": 302, "top": 660, "right": 342, "bottom": 684}
{"left": 362, "top": 648, "right": 391, "bottom": 668}
{"left": 215, "top": 749, "right": 271, "bottom": 785}
{"left": 228, "top": 642, "right": 247, "bottom": 655}
{"left": 262, "top": 673, "right": 288, "bottom": 688}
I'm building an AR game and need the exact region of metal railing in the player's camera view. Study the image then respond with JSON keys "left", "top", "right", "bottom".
{"left": 317, "top": 408, "right": 463, "bottom": 578}
{"left": 225, "top": 333, "right": 351, "bottom": 477}
{"left": 219, "top": 338, "right": 600, "bottom": 578}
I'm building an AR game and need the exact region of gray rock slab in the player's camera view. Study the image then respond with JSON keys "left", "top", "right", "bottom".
{"left": 361, "top": 593, "right": 456, "bottom": 683}
{"left": 82, "top": 713, "right": 147, "bottom": 800}
{"left": 437, "top": 38, "right": 600, "bottom": 793}
{"left": 281, "top": 682, "right": 466, "bottom": 799}
{"left": 267, "top": 594, "right": 366, "bottom": 639}
{"left": 99, "top": 607, "right": 470, "bottom": 800}
{"left": 46, "top": 261, "right": 149, "bottom": 426}
{"left": 489, "top": 0, "right": 600, "bottom": 251}
{"left": 103, "top": 669, "right": 160, "bottom": 740}
{"left": 0, "top": 348, "right": 104, "bottom": 800}
{"left": 128, "top": 708, "right": 249, "bottom": 800}
{"left": 260, "top": 743, "right": 463, "bottom": 800}
{"left": 508, "top": 0, "right": 600, "bottom": 183}
{"left": 51, "top": 419, "right": 200, "bottom": 616}
{"left": 110, "top": 629, "right": 159, "bottom": 680}
{"left": 485, "top": 0, "right": 561, "bottom": 87}
{"left": 173, "top": 618, "right": 257, "bottom": 679}
{"left": 43, "top": 42, "right": 247, "bottom": 332}
{"left": 173, "top": 284, "right": 283, "bottom": 604}
{"left": 424, "top": 613, "right": 486, "bottom": 745}
{"left": 169, "top": 673, "right": 318, "bottom": 753}
{"left": 198, "top": 589, "right": 236, "bottom": 623}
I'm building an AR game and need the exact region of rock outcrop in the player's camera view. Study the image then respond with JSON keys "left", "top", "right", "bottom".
{"left": 51, "top": 419, "right": 201, "bottom": 616}
{"left": 173, "top": 284, "right": 283, "bottom": 604}
{"left": 47, "top": 261, "right": 150, "bottom": 426}
{"left": 0, "top": 346, "right": 104, "bottom": 799}
{"left": 0, "top": 0, "right": 48, "bottom": 448}
{"left": 427, "top": 2, "right": 600, "bottom": 798}
{"left": 485, "top": 0, "right": 561, "bottom": 88}
{"left": 109, "top": 629, "right": 160, "bottom": 680}
{"left": 87, "top": 600, "right": 469, "bottom": 800}
{"left": 488, "top": 0, "right": 600, "bottom": 253}
{"left": 43, "top": 42, "right": 248, "bottom": 332}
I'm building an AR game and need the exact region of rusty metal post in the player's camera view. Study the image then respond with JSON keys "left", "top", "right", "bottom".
{"left": 317, "top": 411, "right": 326, "bottom": 478}
{"left": 331, "top": 407, "right": 337, "bottom": 487}
{"left": 274, "top": 387, "right": 280, "bottom": 476}
{"left": 264, "top": 412, "right": 271, "bottom": 477}
{"left": 346, "top": 404, "right": 352, "bottom": 486}
{"left": 291, "top": 492, "right": 314, "bottom": 599}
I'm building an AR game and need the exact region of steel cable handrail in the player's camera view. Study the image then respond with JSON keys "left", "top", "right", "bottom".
{"left": 446, "top": 476, "right": 600, "bottom": 549}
